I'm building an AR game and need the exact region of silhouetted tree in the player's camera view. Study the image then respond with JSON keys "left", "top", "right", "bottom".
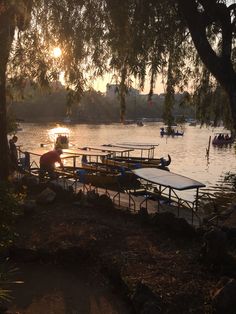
{"left": 1, "top": 0, "right": 236, "bottom": 180}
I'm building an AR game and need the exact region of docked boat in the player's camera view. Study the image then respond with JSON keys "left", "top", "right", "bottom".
{"left": 63, "top": 148, "right": 140, "bottom": 190}
{"left": 87, "top": 144, "right": 171, "bottom": 170}
{"left": 212, "top": 133, "right": 234, "bottom": 146}
{"left": 76, "top": 170, "right": 140, "bottom": 190}
{"left": 189, "top": 121, "right": 197, "bottom": 126}
{"left": 19, "top": 141, "right": 171, "bottom": 191}
{"left": 132, "top": 167, "right": 206, "bottom": 225}
{"left": 106, "top": 155, "right": 171, "bottom": 170}
{"left": 20, "top": 147, "right": 141, "bottom": 191}
{"left": 63, "top": 116, "right": 72, "bottom": 124}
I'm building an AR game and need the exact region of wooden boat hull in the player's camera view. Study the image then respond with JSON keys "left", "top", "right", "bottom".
{"left": 105, "top": 157, "right": 169, "bottom": 170}
{"left": 81, "top": 162, "right": 119, "bottom": 173}
{"left": 77, "top": 169, "right": 141, "bottom": 190}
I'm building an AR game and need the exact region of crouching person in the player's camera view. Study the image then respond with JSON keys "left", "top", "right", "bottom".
{"left": 39, "top": 148, "right": 64, "bottom": 180}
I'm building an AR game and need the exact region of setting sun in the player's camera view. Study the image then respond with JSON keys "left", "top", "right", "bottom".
{"left": 52, "top": 47, "right": 62, "bottom": 58}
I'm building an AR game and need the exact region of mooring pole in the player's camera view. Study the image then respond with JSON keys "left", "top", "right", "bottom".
{"left": 206, "top": 135, "right": 211, "bottom": 157}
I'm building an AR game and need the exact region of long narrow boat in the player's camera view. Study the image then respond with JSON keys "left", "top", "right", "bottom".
{"left": 101, "top": 144, "right": 171, "bottom": 170}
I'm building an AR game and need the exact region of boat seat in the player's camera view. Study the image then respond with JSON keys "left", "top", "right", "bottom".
{"left": 75, "top": 169, "right": 87, "bottom": 183}
{"left": 144, "top": 191, "right": 172, "bottom": 204}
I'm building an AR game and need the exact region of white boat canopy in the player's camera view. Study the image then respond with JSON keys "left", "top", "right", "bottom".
{"left": 132, "top": 168, "right": 206, "bottom": 191}
{"left": 24, "top": 148, "right": 106, "bottom": 159}
{"left": 63, "top": 148, "right": 111, "bottom": 157}
{"left": 83, "top": 145, "right": 133, "bottom": 153}
{"left": 22, "top": 149, "right": 84, "bottom": 162}
{"left": 110, "top": 143, "right": 156, "bottom": 151}
{"left": 108, "top": 143, "right": 157, "bottom": 159}
{"left": 116, "top": 142, "right": 159, "bottom": 147}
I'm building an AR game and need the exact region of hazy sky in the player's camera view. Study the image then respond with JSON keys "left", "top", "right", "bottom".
{"left": 92, "top": 73, "right": 165, "bottom": 95}
{"left": 55, "top": 47, "right": 165, "bottom": 94}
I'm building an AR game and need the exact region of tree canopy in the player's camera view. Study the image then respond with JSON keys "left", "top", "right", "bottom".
{"left": 1, "top": 0, "right": 236, "bottom": 179}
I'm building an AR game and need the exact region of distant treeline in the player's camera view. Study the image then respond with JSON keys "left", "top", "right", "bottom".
{"left": 9, "top": 86, "right": 195, "bottom": 123}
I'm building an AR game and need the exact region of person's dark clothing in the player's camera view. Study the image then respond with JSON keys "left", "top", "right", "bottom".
{"left": 39, "top": 150, "right": 62, "bottom": 179}
{"left": 40, "top": 150, "right": 62, "bottom": 166}
{"left": 9, "top": 139, "right": 18, "bottom": 170}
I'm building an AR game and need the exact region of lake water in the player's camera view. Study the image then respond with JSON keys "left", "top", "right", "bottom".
{"left": 16, "top": 122, "right": 236, "bottom": 197}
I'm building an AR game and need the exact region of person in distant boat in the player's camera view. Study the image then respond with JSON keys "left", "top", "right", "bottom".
{"left": 55, "top": 135, "right": 69, "bottom": 149}
{"left": 39, "top": 148, "right": 64, "bottom": 180}
{"left": 9, "top": 135, "right": 18, "bottom": 170}
{"left": 160, "top": 127, "right": 165, "bottom": 137}
{"left": 217, "top": 133, "right": 223, "bottom": 140}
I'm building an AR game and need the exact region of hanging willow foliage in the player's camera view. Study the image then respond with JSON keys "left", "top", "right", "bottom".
{"left": 1, "top": 0, "right": 236, "bottom": 179}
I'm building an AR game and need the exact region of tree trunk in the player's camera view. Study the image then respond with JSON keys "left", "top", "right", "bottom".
{"left": 163, "top": 50, "right": 175, "bottom": 126}
{"left": 120, "top": 66, "right": 127, "bottom": 124}
{"left": 227, "top": 89, "right": 236, "bottom": 133}
{"left": 178, "top": 0, "right": 236, "bottom": 130}
{"left": 0, "top": 4, "right": 16, "bottom": 180}
{"left": 0, "top": 65, "right": 10, "bottom": 180}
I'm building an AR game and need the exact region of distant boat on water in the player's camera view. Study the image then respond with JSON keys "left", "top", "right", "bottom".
{"left": 63, "top": 116, "right": 72, "bottom": 124}
{"left": 189, "top": 121, "right": 197, "bottom": 126}
{"left": 137, "top": 120, "right": 144, "bottom": 126}
{"left": 124, "top": 119, "right": 135, "bottom": 125}
{"left": 160, "top": 127, "right": 184, "bottom": 137}
{"left": 212, "top": 132, "right": 234, "bottom": 146}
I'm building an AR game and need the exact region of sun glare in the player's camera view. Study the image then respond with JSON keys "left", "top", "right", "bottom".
{"left": 52, "top": 47, "right": 62, "bottom": 58}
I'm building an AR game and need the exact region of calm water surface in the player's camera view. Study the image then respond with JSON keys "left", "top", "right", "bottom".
{"left": 17, "top": 122, "right": 236, "bottom": 194}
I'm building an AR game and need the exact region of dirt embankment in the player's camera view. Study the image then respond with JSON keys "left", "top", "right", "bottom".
{"left": 4, "top": 183, "right": 236, "bottom": 314}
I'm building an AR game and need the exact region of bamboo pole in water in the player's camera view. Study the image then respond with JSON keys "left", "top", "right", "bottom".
{"left": 206, "top": 136, "right": 211, "bottom": 157}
